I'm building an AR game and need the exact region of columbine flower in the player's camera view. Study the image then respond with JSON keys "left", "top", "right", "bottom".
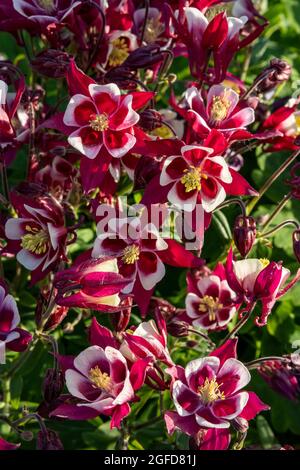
{"left": 4, "top": 187, "right": 67, "bottom": 283}
{"left": 0, "top": 280, "right": 32, "bottom": 363}
{"left": 105, "top": 31, "right": 137, "bottom": 68}
{"left": 0, "top": 80, "right": 14, "bottom": 147}
{"left": 258, "top": 358, "right": 300, "bottom": 402}
{"left": 51, "top": 318, "right": 149, "bottom": 428}
{"left": 92, "top": 213, "right": 203, "bottom": 315}
{"left": 11, "top": 0, "right": 81, "bottom": 26}
{"left": 159, "top": 144, "right": 233, "bottom": 212}
{"left": 63, "top": 83, "right": 140, "bottom": 159}
{"left": 186, "top": 85, "right": 255, "bottom": 138}
{"left": 261, "top": 104, "right": 300, "bottom": 151}
{"left": 133, "top": 7, "right": 165, "bottom": 44}
{"left": 185, "top": 265, "right": 238, "bottom": 331}
{"left": 165, "top": 339, "right": 269, "bottom": 446}
{"left": 54, "top": 255, "right": 128, "bottom": 311}
{"left": 226, "top": 249, "right": 292, "bottom": 325}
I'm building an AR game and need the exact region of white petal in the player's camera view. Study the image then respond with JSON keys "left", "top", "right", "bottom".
{"left": 16, "top": 249, "right": 44, "bottom": 270}
{"left": 68, "top": 127, "right": 102, "bottom": 159}
{"left": 63, "top": 94, "right": 95, "bottom": 127}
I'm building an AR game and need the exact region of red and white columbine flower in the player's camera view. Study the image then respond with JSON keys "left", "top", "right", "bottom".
{"left": 185, "top": 265, "right": 238, "bottom": 331}
{"left": 51, "top": 318, "right": 149, "bottom": 428}
{"left": 0, "top": 281, "right": 32, "bottom": 363}
{"left": 165, "top": 339, "right": 269, "bottom": 448}
{"left": 63, "top": 83, "right": 140, "bottom": 159}
{"left": 92, "top": 216, "right": 168, "bottom": 294}
{"left": 54, "top": 255, "right": 128, "bottom": 311}
{"left": 4, "top": 191, "right": 67, "bottom": 283}
{"left": 160, "top": 144, "right": 232, "bottom": 212}
{"left": 226, "top": 249, "right": 292, "bottom": 326}
{"left": 186, "top": 85, "right": 255, "bottom": 138}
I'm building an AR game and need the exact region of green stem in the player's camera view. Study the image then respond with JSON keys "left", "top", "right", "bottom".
{"left": 247, "top": 150, "right": 300, "bottom": 215}
{"left": 131, "top": 415, "right": 163, "bottom": 432}
{"left": 222, "top": 303, "right": 256, "bottom": 344}
{"left": 1, "top": 377, "right": 11, "bottom": 418}
{"left": 260, "top": 192, "right": 292, "bottom": 231}
{"left": 214, "top": 198, "right": 246, "bottom": 216}
{"left": 246, "top": 356, "right": 289, "bottom": 370}
{"left": 259, "top": 219, "right": 299, "bottom": 239}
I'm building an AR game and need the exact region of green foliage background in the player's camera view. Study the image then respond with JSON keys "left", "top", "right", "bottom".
{"left": 1, "top": 0, "right": 300, "bottom": 450}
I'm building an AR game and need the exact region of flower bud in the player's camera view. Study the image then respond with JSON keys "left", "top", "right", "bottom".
{"left": 255, "top": 58, "right": 291, "bottom": 93}
{"left": 21, "top": 431, "right": 34, "bottom": 442}
{"left": 139, "top": 109, "right": 162, "bottom": 132}
{"left": 293, "top": 229, "right": 300, "bottom": 263}
{"left": 286, "top": 162, "right": 300, "bottom": 199}
{"left": 31, "top": 49, "right": 70, "bottom": 78}
{"left": 134, "top": 155, "right": 160, "bottom": 190}
{"left": 42, "top": 368, "right": 64, "bottom": 404}
{"left": 167, "top": 319, "right": 190, "bottom": 337}
{"left": 36, "top": 429, "right": 63, "bottom": 450}
{"left": 122, "top": 44, "right": 164, "bottom": 70}
{"left": 233, "top": 215, "right": 256, "bottom": 257}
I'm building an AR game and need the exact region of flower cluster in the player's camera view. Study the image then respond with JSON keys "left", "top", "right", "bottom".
{"left": 0, "top": 0, "right": 300, "bottom": 452}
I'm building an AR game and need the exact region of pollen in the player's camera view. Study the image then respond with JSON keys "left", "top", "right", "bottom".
{"left": 122, "top": 245, "right": 140, "bottom": 264}
{"left": 21, "top": 225, "right": 48, "bottom": 255}
{"left": 198, "top": 295, "right": 223, "bottom": 322}
{"left": 144, "top": 17, "right": 164, "bottom": 43}
{"left": 198, "top": 377, "right": 225, "bottom": 404}
{"left": 180, "top": 166, "right": 207, "bottom": 193}
{"left": 37, "top": 0, "right": 54, "bottom": 12}
{"left": 210, "top": 94, "right": 231, "bottom": 122}
{"left": 108, "top": 38, "right": 129, "bottom": 67}
{"left": 89, "top": 114, "right": 109, "bottom": 132}
{"left": 259, "top": 258, "right": 270, "bottom": 268}
{"left": 89, "top": 366, "right": 112, "bottom": 392}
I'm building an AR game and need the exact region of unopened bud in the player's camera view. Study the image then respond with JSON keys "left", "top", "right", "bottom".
{"left": 42, "top": 368, "right": 64, "bottom": 404}
{"left": 37, "top": 429, "right": 63, "bottom": 450}
{"left": 255, "top": 58, "right": 291, "bottom": 93}
{"left": 167, "top": 320, "right": 189, "bottom": 337}
{"left": 21, "top": 431, "right": 34, "bottom": 441}
{"left": 139, "top": 109, "right": 162, "bottom": 132}
{"left": 31, "top": 49, "right": 70, "bottom": 78}
{"left": 293, "top": 229, "right": 300, "bottom": 263}
{"left": 233, "top": 215, "right": 256, "bottom": 257}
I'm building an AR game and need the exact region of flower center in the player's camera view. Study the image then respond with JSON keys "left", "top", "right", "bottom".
{"left": 198, "top": 377, "right": 225, "bottom": 404}
{"left": 198, "top": 295, "right": 223, "bottom": 322}
{"left": 180, "top": 166, "right": 207, "bottom": 193}
{"left": 37, "top": 0, "right": 54, "bottom": 12}
{"left": 144, "top": 17, "right": 164, "bottom": 43}
{"left": 89, "top": 366, "right": 112, "bottom": 392}
{"left": 259, "top": 258, "right": 270, "bottom": 268}
{"left": 210, "top": 95, "right": 231, "bottom": 122}
{"left": 108, "top": 38, "right": 129, "bottom": 67}
{"left": 21, "top": 225, "right": 49, "bottom": 255}
{"left": 122, "top": 245, "right": 140, "bottom": 264}
{"left": 89, "top": 114, "right": 109, "bottom": 132}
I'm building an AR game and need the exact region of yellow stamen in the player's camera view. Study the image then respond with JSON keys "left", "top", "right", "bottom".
{"left": 295, "top": 113, "right": 300, "bottom": 135}
{"left": 180, "top": 166, "right": 207, "bottom": 193}
{"left": 151, "top": 125, "right": 173, "bottom": 139}
{"left": 37, "top": 0, "right": 54, "bottom": 12}
{"left": 122, "top": 245, "right": 140, "bottom": 264}
{"left": 144, "top": 17, "right": 164, "bottom": 43}
{"left": 259, "top": 258, "right": 270, "bottom": 268}
{"left": 89, "top": 114, "right": 109, "bottom": 132}
{"left": 21, "top": 225, "right": 48, "bottom": 255}
{"left": 210, "top": 94, "right": 231, "bottom": 122}
{"left": 198, "top": 295, "right": 223, "bottom": 322}
{"left": 89, "top": 366, "right": 112, "bottom": 392}
{"left": 198, "top": 377, "right": 225, "bottom": 404}
{"left": 108, "top": 38, "right": 129, "bottom": 67}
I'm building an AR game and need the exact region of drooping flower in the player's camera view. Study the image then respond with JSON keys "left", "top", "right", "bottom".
{"left": 0, "top": 280, "right": 32, "bottom": 363}
{"left": 11, "top": 0, "right": 81, "bottom": 26}
{"left": 63, "top": 82, "right": 140, "bottom": 159}
{"left": 261, "top": 104, "right": 300, "bottom": 152}
{"left": 186, "top": 85, "right": 255, "bottom": 138}
{"left": 185, "top": 264, "right": 238, "bottom": 331}
{"left": 4, "top": 185, "right": 67, "bottom": 283}
{"left": 258, "top": 358, "right": 300, "bottom": 402}
{"left": 165, "top": 339, "right": 269, "bottom": 448}
{"left": 225, "top": 249, "right": 292, "bottom": 326}
{"left": 54, "top": 254, "right": 129, "bottom": 311}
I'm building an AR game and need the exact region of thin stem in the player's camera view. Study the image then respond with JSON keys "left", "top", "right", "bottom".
{"left": 222, "top": 303, "right": 256, "bottom": 344}
{"left": 214, "top": 198, "right": 246, "bottom": 216}
{"left": 259, "top": 219, "right": 299, "bottom": 239}
{"left": 140, "top": 0, "right": 150, "bottom": 44}
{"left": 4, "top": 336, "right": 38, "bottom": 379}
{"left": 260, "top": 192, "right": 292, "bottom": 231}
{"left": 84, "top": 1, "right": 106, "bottom": 72}
{"left": 1, "top": 377, "right": 11, "bottom": 418}
{"left": 188, "top": 328, "right": 215, "bottom": 348}
{"left": 131, "top": 415, "right": 163, "bottom": 432}
{"left": 246, "top": 356, "right": 289, "bottom": 370}
{"left": 0, "top": 162, "right": 10, "bottom": 203}
{"left": 247, "top": 149, "right": 300, "bottom": 215}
